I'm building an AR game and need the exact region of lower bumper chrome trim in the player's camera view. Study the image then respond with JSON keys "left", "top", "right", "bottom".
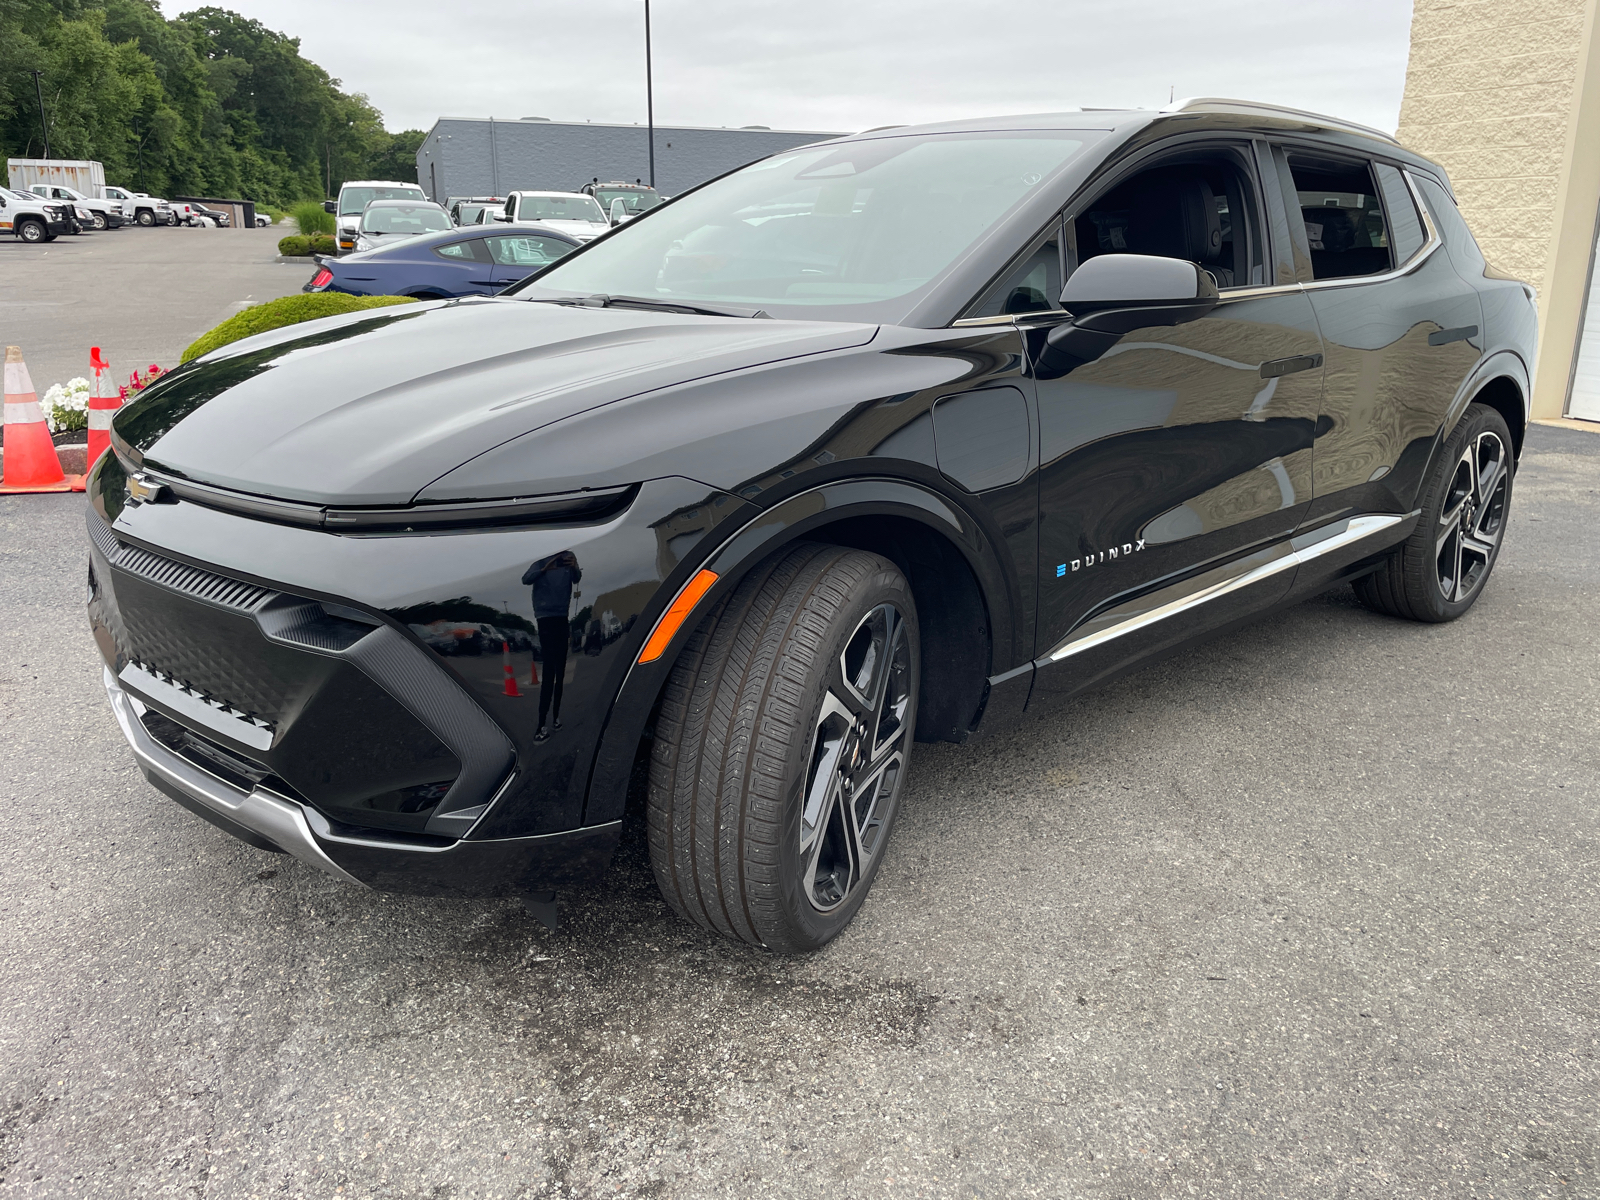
{"left": 103, "top": 665, "right": 367, "bottom": 886}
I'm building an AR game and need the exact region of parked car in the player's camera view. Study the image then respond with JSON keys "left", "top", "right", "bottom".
{"left": 103, "top": 186, "right": 172, "bottom": 226}
{"left": 303, "top": 223, "right": 581, "bottom": 298}
{"left": 326, "top": 179, "right": 428, "bottom": 253}
{"left": 88, "top": 100, "right": 1535, "bottom": 952}
{"left": 466, "top": 204, "right": 507, "bottom": 226}
{"left": 191, "top": 202, "right": 232, "bottom": 228}
{"left": 254, "top": 212, "right": 273, "bottom": 228}
{"left": 500, "top": 191, "right": 610, "bottom": 240}
{"left": 27, "top": 183, "right": 122, "bottom": 230}
{"left": 350, "top": 200, "right": 454, "bottom": 253}
{"left": 0, "top": 187, "right": 72, "bottom": 242}
{"left": 448, "top": 196, "right": 504, "bottom": 225}
{"left": 582, "top": 180, "right": 662, "bottom": 225}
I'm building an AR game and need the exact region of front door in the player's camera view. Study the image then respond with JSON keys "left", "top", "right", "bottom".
{"left": 1025, "top": 142, "right": 1326, "bottom": 699}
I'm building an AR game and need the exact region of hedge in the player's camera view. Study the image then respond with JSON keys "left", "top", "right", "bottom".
{"left": 180, "top": 293, "right": 421, "bottom": 362}
{"left": 277, "top": 233, "right": 336, "bottom": 256}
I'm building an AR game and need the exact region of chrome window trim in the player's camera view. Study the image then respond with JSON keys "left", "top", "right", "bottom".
{"left": 1036, "top": 513, "right": 1411, "bottom": 666}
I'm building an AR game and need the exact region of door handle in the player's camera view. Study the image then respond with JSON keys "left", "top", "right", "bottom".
{"left": 1428, "top": 325, "right": 1478, "bottom": 346}
{"left": 1259, "top": 353, "right": 1323, "bottom": 379}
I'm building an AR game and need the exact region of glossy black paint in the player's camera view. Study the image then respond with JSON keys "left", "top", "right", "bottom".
{"left": 88, "top": 105, "right": 1537, "bottom": 898}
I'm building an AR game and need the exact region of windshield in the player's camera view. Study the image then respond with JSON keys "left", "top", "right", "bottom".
{"left": 518, "top": 195, "right": 606, "bottom": 223}
{"left": 515, "top": 130, "right": 1096, "bottom": 322}
{"left": 595, "top": 188, "right": 660, "bottom": 216}
{"left": 340, "top": 185, "right": 426, "bottom": 215}
{"left": 361, "top": 205, "right": 452, "bottom": 234}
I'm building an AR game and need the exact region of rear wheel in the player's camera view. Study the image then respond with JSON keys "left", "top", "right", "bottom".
{"left": 1354, "top": 402, "right": 1514, "bottom": 622}
{"left": 648, "top": 543, "right": 919, "bottom": 953}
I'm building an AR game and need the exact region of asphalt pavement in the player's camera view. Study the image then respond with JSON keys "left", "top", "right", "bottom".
{"left": 0, "top": 422, "right": 1594, "bottom": 1198}
{"left": 0, "top": 223, "right": 308, "bottom": 401}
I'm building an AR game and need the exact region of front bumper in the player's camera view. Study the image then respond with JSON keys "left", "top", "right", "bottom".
{"left": 104, "top": 664, "right": 622, "bottom": 895}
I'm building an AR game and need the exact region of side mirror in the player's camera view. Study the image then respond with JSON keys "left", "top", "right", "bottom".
{"left": 1058, "top": 254, "right": 1219, "bottom": 331}
{"left": 323, "top": 200, "right": 335, "bottom": 214}
{"left": 1040, "top": 255, "right": 1220, "bottom": 375}
{"left": 609, "top": 198, "right": 627, "bottom": 225}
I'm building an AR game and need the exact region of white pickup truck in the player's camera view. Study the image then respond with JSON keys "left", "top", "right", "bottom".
{"left": 27, "top": 183, "right": 122, "bottom": 230}
{"left": 101, "top": 186, "right": 173, "bottom": 227}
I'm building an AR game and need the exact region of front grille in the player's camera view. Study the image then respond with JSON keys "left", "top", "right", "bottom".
{"left": 88, "top": 513, "right": 469, "bottom": 836}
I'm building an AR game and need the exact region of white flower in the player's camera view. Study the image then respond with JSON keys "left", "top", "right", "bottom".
{"left": 41, "top": 377, "right": 91, "bottom": 434}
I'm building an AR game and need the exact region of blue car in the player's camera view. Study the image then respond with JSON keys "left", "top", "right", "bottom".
{"left": 303, "top": 224, "right": 582, "bottom": 299}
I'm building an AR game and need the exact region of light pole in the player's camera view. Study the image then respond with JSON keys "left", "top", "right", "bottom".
{"left": 644, "top": 0, "right": 655, "bottom": 188}
{"left": 31, "top": 69, "right": 51, "bottom": 160}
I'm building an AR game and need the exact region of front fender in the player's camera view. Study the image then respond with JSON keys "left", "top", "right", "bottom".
{"left": 581, "top": 474, "right": 1021, "bottom": 826}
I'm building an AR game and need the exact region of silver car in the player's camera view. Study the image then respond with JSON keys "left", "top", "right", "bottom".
{"left": 352, "top": 200, "right": 454, "bottom": 253}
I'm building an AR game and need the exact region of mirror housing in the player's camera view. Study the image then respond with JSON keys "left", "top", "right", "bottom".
{"left": 1038, "top": 255, "right": 1221, "bottom": 376}
{"left": 322, "top": 200, "right": 336, "bottom": 214}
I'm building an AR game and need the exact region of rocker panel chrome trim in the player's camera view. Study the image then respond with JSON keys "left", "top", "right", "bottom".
{"left": 1037, "top": 514, "right": 1406, "bottom": 666}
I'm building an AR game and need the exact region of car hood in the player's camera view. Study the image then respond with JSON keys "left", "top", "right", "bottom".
{"left": 113, "top": 298, "right": 878, "bottom": 506}
{"left": 531, "top": 219, "right": 609, "bottom": 237}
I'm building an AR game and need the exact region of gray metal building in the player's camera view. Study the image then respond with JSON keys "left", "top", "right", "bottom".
{"left": 414, "top": 117, "right": 843, "bottom": 202}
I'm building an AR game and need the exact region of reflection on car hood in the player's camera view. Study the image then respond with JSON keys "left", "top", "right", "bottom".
{"left": 113, "top": 298, "right": 877, "bottom": 506}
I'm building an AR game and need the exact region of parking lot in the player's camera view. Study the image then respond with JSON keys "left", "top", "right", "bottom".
{"left": 1, "top": 228, "right": 1598, "bottom": 1197}
{"left": 0, "top": 224, "right": 308, "bottom": 396}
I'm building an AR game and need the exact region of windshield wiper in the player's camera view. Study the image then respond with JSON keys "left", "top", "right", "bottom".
{"left": 530, "top": 293, "right": 771, "bottom": 319}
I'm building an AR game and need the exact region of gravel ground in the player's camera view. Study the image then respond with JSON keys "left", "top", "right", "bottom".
{"left": 0, "top": 425, "right": 1595, "bottom": 1199}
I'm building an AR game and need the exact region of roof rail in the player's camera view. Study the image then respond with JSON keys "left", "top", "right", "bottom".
{"left": 1161, "top": 97, "right": 1398, "bottom": 145}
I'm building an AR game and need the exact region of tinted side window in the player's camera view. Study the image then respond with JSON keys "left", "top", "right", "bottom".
{"left": 1288, "top": 155, "right": 1392, "bottom": 280}
{"left": 1374, "top": 164, "right": 1426, "bottom": 264}
{"left": 1070, "top": 152, "right": 1266, "bottom": 289}
{"left": 434, "top": 240, "right": 487, "bottom": 263}
{"left": 484, "top": 235, "right": 575, "bottom": 267}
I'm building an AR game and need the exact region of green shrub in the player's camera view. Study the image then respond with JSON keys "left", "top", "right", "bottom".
{"left": 308, "top": 234, "right": 336, "bottom": 254}
{"left": 277, "top": 234, "right": 311, "bottom": 256}
{"left": 181, "top": 294, "right": 421, "bottom": 363}
{"left": 289, "top": 200, "right": 336, "bottom": 236}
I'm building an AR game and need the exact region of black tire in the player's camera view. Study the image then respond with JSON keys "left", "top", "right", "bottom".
{"left": 17, "top": 219, "right": 45, "bottom": 244}
{"left": 1354, "top": 401, "right": 1514, "bottom": 622}
{"left": 91, "top": 211, "right": 107, "bottom": 231}
{"left": 135, "top": 209, "right": 154, "bottom": 227}
{"left": 648, "top": 543, "right": 920, "bottom": 953}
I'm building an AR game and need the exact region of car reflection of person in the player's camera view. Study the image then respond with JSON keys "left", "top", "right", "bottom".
{"left": 521, "top": 550, "right": 581, "bottom": 741}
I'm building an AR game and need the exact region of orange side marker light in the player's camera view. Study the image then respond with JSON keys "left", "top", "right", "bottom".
{"left": 638, "top": 569, "right": 719, "bottom": 664}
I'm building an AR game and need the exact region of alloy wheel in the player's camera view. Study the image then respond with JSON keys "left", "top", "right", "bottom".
{"left": 798, "top": 602, "right": 914, "bottom": 913}
{"left": 1437, "top": 429, "right": 1508, "bottom": 603}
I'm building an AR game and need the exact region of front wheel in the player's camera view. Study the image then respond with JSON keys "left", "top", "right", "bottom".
{"left": 648, "top": 544, "right": 920, "bottom": 953}
{"left": 1355, "top": 402, "right": 1514, "bottom": 622}
{"left": 135, "top": 209, "right": 154, "bottom": 227}
{"left": 17, "top": 220, "right": 45, "bottom": 244}
{"left": 91, "top": 212, "right": 107, "bottom": 231}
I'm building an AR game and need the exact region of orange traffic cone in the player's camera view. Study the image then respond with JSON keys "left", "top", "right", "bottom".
{"left": 1, "top": 346, "right": 85, "bottom": 494}
{"left": 86, "top": 346, "right": 119, "bottom": 470}
{"left": 501, "top": 641, "right": 522, "bottom": 697}
{"left": 528, "top": 657, "right": 539, "bottom": 687}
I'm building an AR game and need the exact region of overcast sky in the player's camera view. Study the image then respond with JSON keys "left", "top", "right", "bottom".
{"left": 169, "top": 0, "right": 1416, "bottom": 137}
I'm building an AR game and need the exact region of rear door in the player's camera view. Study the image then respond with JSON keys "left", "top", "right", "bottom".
{"left": 1272, "top": 144, "right": 1485, "bottom": 525}
{"left": 1022, "top": 138, "right": 1326, "bottom": 698}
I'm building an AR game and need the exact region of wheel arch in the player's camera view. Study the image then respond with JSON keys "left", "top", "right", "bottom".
{"left": 580, "top": 476, "right": 1020, "bottom": 826}
{"left": 1448, "top": 351, "right": 1530, "bottom": 460}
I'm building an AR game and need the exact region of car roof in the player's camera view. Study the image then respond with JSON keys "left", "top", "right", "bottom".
{"left": 363, "top": 198, "right": 446, "bottom": 209}
{"left": 340, "top": 180, "right": 424, "bottom": 189}
{"left": 511, "top": 191, "right": 596, "bottom": 199}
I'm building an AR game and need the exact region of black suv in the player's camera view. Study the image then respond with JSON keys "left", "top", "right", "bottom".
{"left": 89, "top": 100, "right": 1534, "bottom": 951}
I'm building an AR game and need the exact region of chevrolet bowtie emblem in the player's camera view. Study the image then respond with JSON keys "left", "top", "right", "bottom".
{"left": 127, "top": 473, "right": 170, "bottom": 504}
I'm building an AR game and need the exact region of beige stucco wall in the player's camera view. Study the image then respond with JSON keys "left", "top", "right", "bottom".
{"left": 1397, "top": 0, "right": 1600, "bottom": 418}
{"left": 1396, "top": 0, "right": 1590, "bottom": 290}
